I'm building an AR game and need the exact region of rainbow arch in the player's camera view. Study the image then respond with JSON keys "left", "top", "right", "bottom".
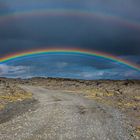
{"left": 0, "top": 48, "right": 140, "bottom": 71}
{"left": 0, "top": 9, "right": 140, "bottom": 30}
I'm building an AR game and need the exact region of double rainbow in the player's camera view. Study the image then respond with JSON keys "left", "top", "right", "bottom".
{"left": 0, "top": 48, "right": 140, "bottom": 71}
{"left": 0, "top": 8, "right": 140, "bottom": 71}
{"left": 0, "top": 9, "right": 140, "bottom": 30}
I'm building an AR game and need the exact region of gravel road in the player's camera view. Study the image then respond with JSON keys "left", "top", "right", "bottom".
{"left": 0, "top": 86, "right": 136, "bottom": 140}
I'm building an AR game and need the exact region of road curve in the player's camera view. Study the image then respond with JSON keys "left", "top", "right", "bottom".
{"left": 0, "top": 86, "right": 135, "bottom": 140}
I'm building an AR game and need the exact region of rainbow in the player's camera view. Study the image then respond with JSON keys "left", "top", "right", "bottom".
{"left": 0, "top": 48, "right": 140, "bottom": 71}
{"left": 0, "top": 9, "right": 140, "bottom": 30}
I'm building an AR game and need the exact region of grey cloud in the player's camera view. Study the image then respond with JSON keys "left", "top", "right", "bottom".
{"left": 0, "top": 64, "right": 29, "bottom": 77}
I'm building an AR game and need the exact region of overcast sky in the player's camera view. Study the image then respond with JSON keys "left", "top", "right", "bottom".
{"left": 0, "top": 0, "right": 140, "bottom": 79}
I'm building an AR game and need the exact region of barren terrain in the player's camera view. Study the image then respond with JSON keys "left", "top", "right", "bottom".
{"left": 0, "top": 77, "right": 140, "bottom": 139}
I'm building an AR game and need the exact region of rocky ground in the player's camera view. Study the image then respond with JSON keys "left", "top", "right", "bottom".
{"left": 0, "top": 77, "right": 140, "bottom": 139}
{"left": 0, "top": 78, "right": 37, "bottom": 123}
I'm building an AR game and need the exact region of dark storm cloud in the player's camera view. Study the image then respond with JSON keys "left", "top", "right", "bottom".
{"left": 0, "top": 16, "right": 140, "bottom": 57}
{"left": 1, "top": 1, "right": 140, "bottom": 55}
{"left": 0, "top": 1, "right": 13, "bottom": 14}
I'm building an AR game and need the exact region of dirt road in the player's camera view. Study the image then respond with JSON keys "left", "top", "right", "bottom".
{"left": 0, "top": 86, "right": 136, "bottom": 140}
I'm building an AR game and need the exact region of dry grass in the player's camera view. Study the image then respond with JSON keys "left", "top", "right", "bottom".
{"left": 0, "top": 92, "right": 33, "bottom": 111}
{"left": 118, "top": 102, "right": 140, "bottom": 108}
{"left": 0, "top": 93, "right": 32, "bottom": 102}
{"left": 0, "top": 82, "right": 33, "bottom": 108}
{"left": 136, "top": 127, "right": 140, "bottom": 137}
{"left": 0, "top": 104, "right": 4, "bottom": 110}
